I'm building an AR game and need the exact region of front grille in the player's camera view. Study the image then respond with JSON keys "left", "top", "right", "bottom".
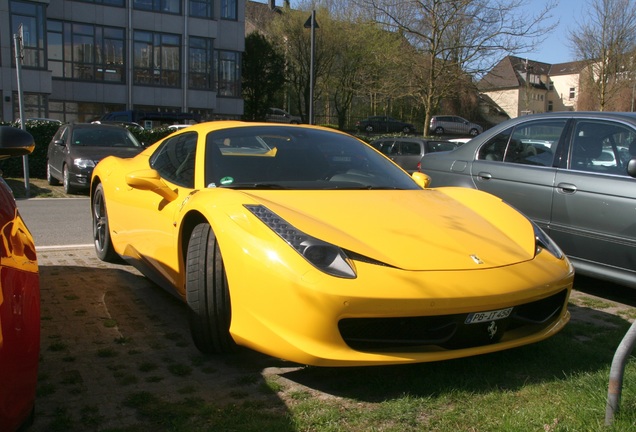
{"left": 338, "top": 289, "right": 568, "bottom": 352}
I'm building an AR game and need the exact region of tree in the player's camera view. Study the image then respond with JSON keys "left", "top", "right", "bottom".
{"left": 352, "top": 0, "right": 557, "bottom": 134}
{"left": 569, "top": 0, "right": 636, "bottom": 111}
{"left": 242, "top": 33, "right": 286, "bottom": 121}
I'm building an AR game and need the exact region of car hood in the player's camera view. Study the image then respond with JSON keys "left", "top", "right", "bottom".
{"left": 231, "top": 188, "right": 535, "bottom": 271}
{"left": 72, "top": 146, "right": 142, "bottom": 162}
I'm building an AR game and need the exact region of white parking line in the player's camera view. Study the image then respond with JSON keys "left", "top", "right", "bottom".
{"left": 37, "top": 244, "right": 94, "bottom": 251}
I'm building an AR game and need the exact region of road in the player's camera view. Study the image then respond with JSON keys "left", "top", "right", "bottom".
{"left": 16, "top": 197, "right": 93, "bottom": 248}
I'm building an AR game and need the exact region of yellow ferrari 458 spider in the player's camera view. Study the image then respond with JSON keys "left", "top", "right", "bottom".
{"left": 90, "top": 121, "right": 574, "bottom": 367}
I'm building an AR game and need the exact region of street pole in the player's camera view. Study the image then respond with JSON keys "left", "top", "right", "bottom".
{"left": 14, "top": 26, "right": 30, "bottom": 198}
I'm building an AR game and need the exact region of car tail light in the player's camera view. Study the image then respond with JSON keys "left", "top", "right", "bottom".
{"left": 417, "top": 161, "right": 421, "bottom": 172}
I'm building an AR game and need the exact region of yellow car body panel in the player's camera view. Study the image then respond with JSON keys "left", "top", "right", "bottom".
{"left": 91, "top": 121, "right": 574, "bottom": 367}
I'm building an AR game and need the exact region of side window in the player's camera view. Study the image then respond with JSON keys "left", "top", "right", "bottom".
{"left": 479, "top": 128, "right": 512, "bottom": 161}
{"left": 426, "top": 141, "right": 457, "bottom": 153}
{"left": 401, "top": 141, "right": 421, "bottom": 155}
{"left": 504, "top": 120, "right": 566, "bottom": 166}
{"left": 150, "top": 132, "right": 198, "bottom": 187}
{"left": 571, "top": 120, "right": 636, "bottom": 175}
{"left": 377, "top": 140, "right": 395, "bottom": 155}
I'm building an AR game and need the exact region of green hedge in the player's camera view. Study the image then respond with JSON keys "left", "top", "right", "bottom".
{"left": 0, "top": 121, "right": 172, "bottom": 179}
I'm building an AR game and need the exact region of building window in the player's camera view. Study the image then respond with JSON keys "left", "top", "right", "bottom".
{"left": 134, "top": 0, "right": 180, "bottom": 14}
{"left": 190, "top": 0, "right": 213, "bottom": 18}
{"left": 48, "top": 21, "right": 125, "bottom": 82}
{"left": 10, "top": 1, "right": 46, "bottom": 69}
{"left": 548, "top": 101, "right": 553, "bottom": 111}
{"left": 220, "top": 0, "right": 237, "bottom": 20}
{"left": 215, "top": 50, "right": 241, "bottom": 97}
{"left": 71, "top": 0, "right": 125, "bottom": 6}
{"left": 13, "top": 92, "right": 48, "bottom": 120}
{"left": 548, "top": 81, "right": 554, "bottom": 91}
{"left": 189, "top": 37, "right": 214, "bottom": 89}
{"left": 569, "top": 87, "right": 576, "bottom": 99}
{"left": 133, "top": 31, "right": 181, "bottom": 87}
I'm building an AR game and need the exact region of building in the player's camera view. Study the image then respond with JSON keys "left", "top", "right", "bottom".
{"left": 0, "top": 0, "right": 245, "bottom": 125}
{"left": 478, "top": 55, "right": 588, "bottom": 121}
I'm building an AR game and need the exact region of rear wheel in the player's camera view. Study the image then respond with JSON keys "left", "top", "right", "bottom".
{"left": 469, "top": 128, "right": 479, "bottom": 136}
{"left": 92, "top": 183, "right": 119, "bottom": 262}
{"left": 434, "top": 127, "right": 444, "bottom": 135}
{"left": 365, "top": 125, "right": 374, "bottom": 132}
{"left": 186, "top": 223, "right": 235, "bottom": 354}
{"left": 47, "top": 163, "right": 59, "bottom": 186}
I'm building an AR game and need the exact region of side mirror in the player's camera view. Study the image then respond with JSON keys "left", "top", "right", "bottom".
{"left": 628, "top": 158, "right": 636, "bottom": 178}
{"left": 412, "top": 172, "right": 431, "bottom": 189}
{"left": 0, "top": 126, "right": 35, "bottom": 160}
{"left": 54, "top": 139, "right": 65, "bottom": 146}
{"left": 126, "top": 169, "right": 178, "bottom": 201}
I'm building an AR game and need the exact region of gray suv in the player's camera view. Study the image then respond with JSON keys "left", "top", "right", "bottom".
{"left": 430, "top": 115, "right": 483, "bottom": 136}
{"left": 371, "top": 137, "right": 459, "bottom": 173}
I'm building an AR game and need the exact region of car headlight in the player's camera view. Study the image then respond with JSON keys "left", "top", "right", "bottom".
{"left": 74, "top": 158, "right": 96, "bottom": 169}
{"left": 245, "top": 204, "right": 356, "bottom": 278}
{"left": 532, "top": 222, "right": 563, "bottom": 259}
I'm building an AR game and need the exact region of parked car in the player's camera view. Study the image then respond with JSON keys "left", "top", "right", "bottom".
{"left": 421, "top": 111, "right": 636, "bottom": 288}
{"left": 0, "top": 126, "right": 40, "bottom": 431}
{"left": 356, "top": 116, "right": 416, "bottom": 134}
{"left": 266, "top": 108, "right": 301, "bottom": 124}
{"left": 90, "top": 121, "right": 573, "bottom": 367}
{"left": 47, "top": 123, "right": 144, "bottom": 194}
{"left": 371, "top": 137, "right": 460, "bottom": 173}
{"left": 430, "top": 115, "right": 483, "bottom": 136}
{"left": 92, "top": 120, "right": 145, "bottom": 131}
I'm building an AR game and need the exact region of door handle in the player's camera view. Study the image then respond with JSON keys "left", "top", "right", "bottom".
{"left": 476, "top": 172, "right": 492, "bottom": 180}
{"left": 557, "top": 182, "right": 577, "bottom": 194}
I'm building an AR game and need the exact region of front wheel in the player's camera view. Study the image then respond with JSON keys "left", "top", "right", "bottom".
{"left": 365, "top": 125, "right": 374, "bottom": 132}
{"left": 186, "top": 223, "right": 235, "bottom": 354}
{"left": 92, "top": 183, "right": 119, "bottom": 262}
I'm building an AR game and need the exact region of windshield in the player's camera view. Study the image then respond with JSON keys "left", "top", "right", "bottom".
{"left": 72, "top": 128, "right": 142, "bottom": 148}
{"left": 204, "top": 126, "right": 420, "bottom": 190}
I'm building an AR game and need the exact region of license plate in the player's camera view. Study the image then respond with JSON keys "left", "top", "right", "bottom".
{"left": 465, "top": 307, "right": 513, "bottom": 324}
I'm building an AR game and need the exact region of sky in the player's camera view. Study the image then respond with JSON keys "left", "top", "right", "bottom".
{"left": 264, "top": 0, "right": 582, "bottom": 65}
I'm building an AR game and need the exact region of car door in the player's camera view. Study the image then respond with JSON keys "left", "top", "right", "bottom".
{"left": 47, "top": 125, "right": 69, "bottom": 179}
{"left": 115, "top": 131, "right": 199, "bottom": 292}
{"left": 550, "top": 119, "right": 636, "bottom": 275}
{"left": 468, "top": 119, "right": 569, "bottom": 230}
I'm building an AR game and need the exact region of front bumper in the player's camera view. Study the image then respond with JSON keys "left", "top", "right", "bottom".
{"left": 224, "top": 243, "right": 574, "bottom": 367}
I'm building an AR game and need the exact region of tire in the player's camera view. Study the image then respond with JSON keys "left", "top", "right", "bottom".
{"left": 402, "top": 126, "right": 411, "bottom": 134}
{"left": 92, "top": 183, "right": 119, "bottom": 262}
{"left": 434, "top": 127, "right": 444, "bottom": 135}
{"left": 365, "top": 125, "right": 374, "bottom": 132}
{"left": 186, "top": 223, "right": 235, "bottom": 354}
{"left": 469, "top": 128, "right": 479, "bottom": 136}
{"left": 47, "top": 163, "right": 60, "bottom": 186}
{"left": 63, "top": 164, "right": 75, "bottom": 194}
